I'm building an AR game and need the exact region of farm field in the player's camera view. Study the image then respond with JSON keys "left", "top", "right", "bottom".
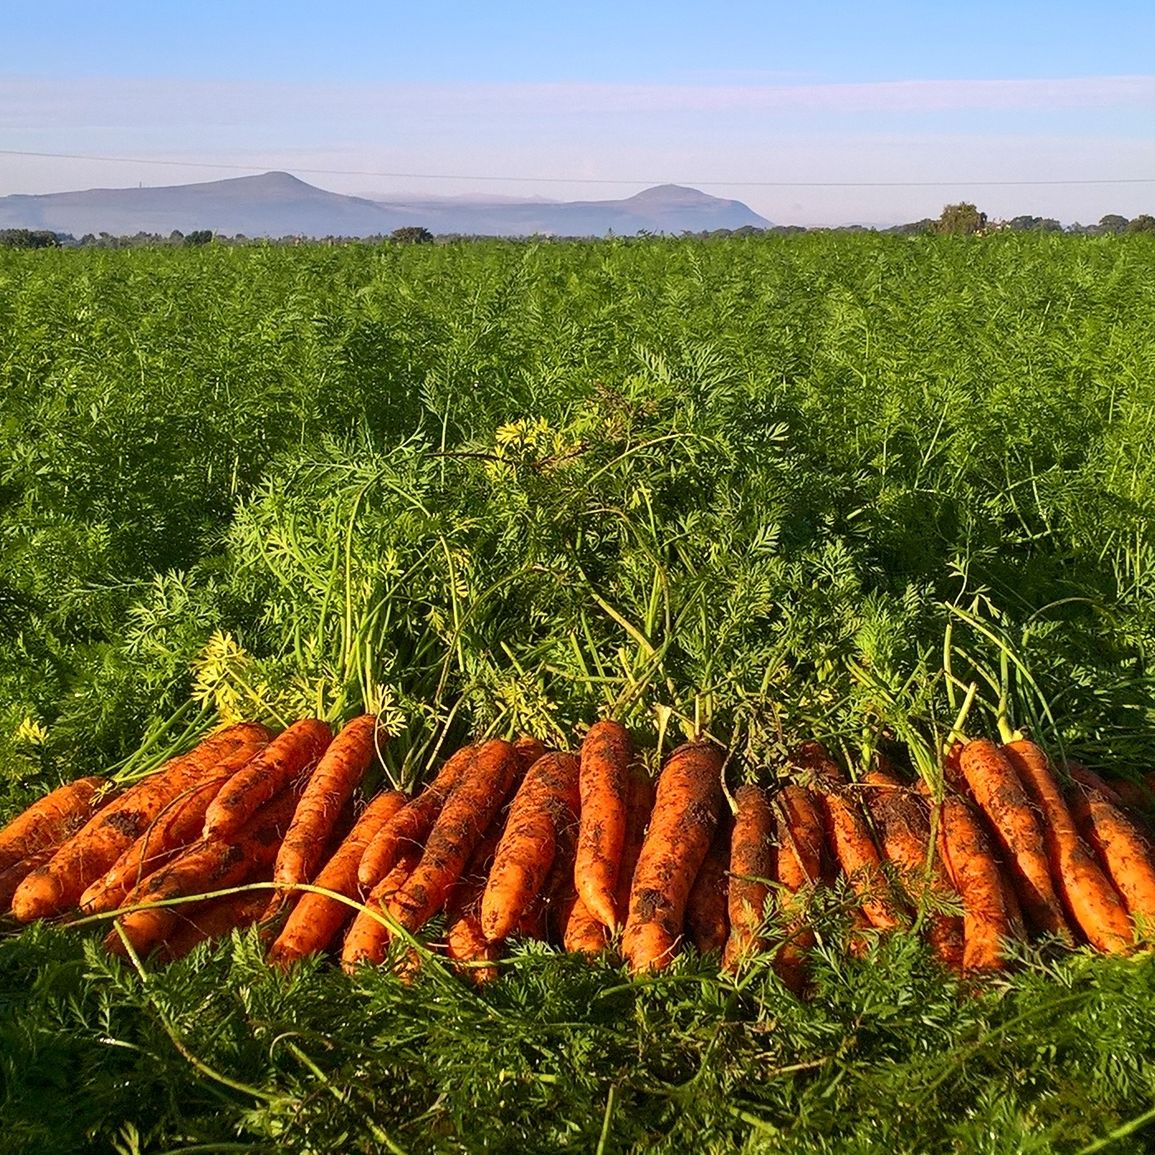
{"left": 3, "top": 232, "right": 1155, "bottom": 1153}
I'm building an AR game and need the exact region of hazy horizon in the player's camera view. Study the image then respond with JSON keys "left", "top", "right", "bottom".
{"left": 3, "top": 1, "right": 1154, "bottom": 227}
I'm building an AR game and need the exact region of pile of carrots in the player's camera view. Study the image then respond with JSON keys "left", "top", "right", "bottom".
{"left": 2, "top": 715, "right": 1154, "bottom": 989}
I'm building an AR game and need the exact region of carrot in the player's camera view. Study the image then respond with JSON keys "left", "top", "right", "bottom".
{"left": 1003, "top": 739, "right": 1131, "bottom": 953}
{"left": 772, "top": 784, "right": 825, "bottom": 993}
{"left": 358, "top": 744, "right": 476, "bottom": 888}
{"left": 0, "top": 776, "right": 111, "bottom": 872}
{"left": 267, "top": 789, "right": 408, "bottom": 967}
{"left": 862, "top": 770, "right": 963, "bottom": 972}
{"left": 2, "top": 849, "right": 58, "bottom": 914}
{"left": 79, "top": 772, "right": 234, "bottom": 915}
{"left": 341, "top": 848, "right": 422, "bottom": 973}
{"left": 621, "top": 741, "right": 724, "bottom": 974}
{"left": 513, "top": 735, "right": 548, "bottom": 775}
{"left": 575, "top": 720, "right": 632, "bottom": 931}
{"left": 687, "top": 810, "right": 731, "bottom": 957}
{"left": 444, "top": 828, "right": 504, "bottom": 983}
{"left": 12, "top": 723, "right": 270, "bottom": 922}
{"left": 203, "top": 718, "right": 332, "bottom": 841}
{"left": 1070, "top": 787, "right": 1155, "bottom": 934}
{"left": 105, "top": 785, "right": 299, "bottom": 958}
{"left": 722, "top": 785, "right": 775, "bottom": 971}
{"left": 481, "top": 751, "right": 581, "bottom": 942}
{"left": 937, "top": 793, "right": 1014, "bottom": 973}
{"left": 560, "top": 893, "right": 609, "bottom": 956}
{"left": 159, "top": 880, "right": 271, "bottom": 962}
{"left": 273, "top": 714, "right": 379, "bottom": 895}
{"left": 812, "top": 768, "right": 906, "bottom": 932}
{"left": 612, "top": 763, "right": 655, "bottom": 924}
{"left": 388, "top": 739, "right": 520, "bottom": 934}
{"left": 542, "top": 814, "right": 581, "bottom": 944}
{"left": 1068, "top": 765, "right": 1128, "bottom": 809}
{"left": 958, "top": 738, "right": 1073, "bottom": 944}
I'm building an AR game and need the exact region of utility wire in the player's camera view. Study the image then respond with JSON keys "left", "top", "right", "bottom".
{"left": 2, "top": 148, "right": 1155, "bottom": 188}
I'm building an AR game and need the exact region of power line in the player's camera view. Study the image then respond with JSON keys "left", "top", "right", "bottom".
{"left": 2, "top": 147, "right": 1155, "bottom": 189}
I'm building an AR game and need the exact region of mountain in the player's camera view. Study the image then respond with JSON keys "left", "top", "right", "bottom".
{"left": 368, "top": 184, "right": 771, "bottom": 236}
{"left": 0, "top": 173, "right": 770, "bottom": 238}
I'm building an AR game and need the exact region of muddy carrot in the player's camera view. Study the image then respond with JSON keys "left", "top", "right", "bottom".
{"left": 862, "top": 769, "right": 963, "bottom": 971}
{"left": 80, "top": 773, "right": 233, "bottom": 915}
{"left": 722, "top": 785, "right": 775, "bottom": 971}
{"left": 341, "top": 848, "right": 422, "bottom": 973}
{"left": 0, "top": 777, "right": 111, "bottom": 873}
{"left": 389, "top": 740, "right": 520, "bottom": 934}
{"left": 513, "top": 735, "right": 548, "bottom": 775}
{"left": 482, "top": 752, "right": 581, "bottom": 942}
{"left": 13, "top": 724, "right": 270, "bottom": 922}
{"left": 621, "top": 742, "right": 724, "bottom": 974}
{"left": 267, "top": 790, "right": 408, "bottom": 967}
{"left": 159, "top": 879, "right": 272, "bottom": 962}
{"left": 1070, "top": 787, "right": 1155, "bottom": 933}
{"left": 444, "top": 827, "right": 505, "bottom": 983}
{"left": 203, "top": 719, "right": 332, "bottom": 841}
{"left": 612, "top": 764, "right": 655, "bottom": 924}
{"left": 1003, "top": 739, "right": 1131, "bottom": 953}
{"left": 273, "top": 714, "right": 380, "bottom": 894}
{"left": 937, "top": 794, "right": 1014, "bottom": 973}
{"left": 958, "top": 738, "right": 1073, "bottom": 944}
{"left": 575, "top": 720, "right": 632, "bottom": 931}
{"left": 105, "top": 786, "right": 299, "bottom": 958}
{"left": 813, "top": 770, "right": 906, "bottom": 931}
{"left": 358, "top": 744, "right": 476, "bottom": 888}
{"left": 773, "top": 784, "right": 825, "bottom": 993}
{"left": 687, "top": 810, "right": 731, "bottom": 957}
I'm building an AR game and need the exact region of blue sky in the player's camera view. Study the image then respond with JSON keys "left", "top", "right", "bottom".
{"left": 3, "top": 1, "right": 1154, "bottom": 224}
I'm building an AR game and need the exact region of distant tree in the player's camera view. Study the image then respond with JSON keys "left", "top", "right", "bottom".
{"left": 1126, "top": 214, "right": 1155, "bottom": 234}
{"left": 1098, "top": 214, "right": 1129, "bottom": 235}
{"left": 184, "top": 229, "right": 213, "bottom": 246}
{"left": 169, "top": 229, "right": 185, "bottom": 244}
{"left": 0, "top": 228, "right": 60, "bottom": 249}
{"left": 1007, "top": 215, "right": 1042, "bottom": 232}
{"left": 390, "top": 226, "right": 434, "bottom": 244}
{"left": 934, "top": 203, "right": 987, "bottom": 235}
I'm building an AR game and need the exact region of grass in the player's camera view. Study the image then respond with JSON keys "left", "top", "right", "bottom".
{"left": 3, "top": 231, "right": 1155, "bottom": 1151}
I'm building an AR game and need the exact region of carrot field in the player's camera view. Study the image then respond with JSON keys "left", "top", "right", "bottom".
{"left": 3, "top": 232, "right": 1155, "bottom": 1153}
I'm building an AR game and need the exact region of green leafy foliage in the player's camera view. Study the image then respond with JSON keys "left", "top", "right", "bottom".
{"left": 3, "top": 233, "right": 1155, "bottom": 1150}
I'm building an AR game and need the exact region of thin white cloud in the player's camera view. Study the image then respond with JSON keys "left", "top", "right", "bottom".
{"left": 2, "top": 73, "right": 1154, "bottom": 132}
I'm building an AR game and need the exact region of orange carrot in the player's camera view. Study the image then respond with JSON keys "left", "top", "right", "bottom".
{"left": 723, "top": 785, "right": 775, "bottom": 971}
{"left": 203, "top": 719, "right": 332, "bottom": 841}
{"left": 273, "top": 714, "right": 379, "bottom": 894}
{"left": 341, "top": 847, "right": 422, "bottom": 973}
{"left": 937, "top": 794, "right": 1014, "bottom": 973}
{"left": 687, "top": 810, "right": 731, "bottom": 957}
{"left": 481, "top": 752, "right": 581, "bottom": 942}
{"left": 105, "top": 786, "right": 299, "bottom": 958}
{"left": 1068, "top": 765, "right": 1129, "bottom": 809}
{"left": 773, "top": 784, "right": 824, "bottom": 993}
{"left": 389, "top": 739, "right": 520, "bottom": 934}
{"left": 560, "top": 893, "right": 609, "bottom": 956}
{"left": 958, "top": 738, "right": 1073, "bottom": 944}
{"left": 358, "top": 744, "right": 476, "bottom": 888}
{"left": 0, "top": 776, "right": 111, "bottom": 872}
{"left": 1003, "top": 739, "right": 1131, "bottom": 953}
{"left": 612, "top": 763, "right": 655, "bottom": 923}
{"left": 267, "top": 789, "right": 408, "bottom": 967}
{"left": 1070, "top": 787, "right": 1155, "bottom": 934}
{"left": 159, "top": 880, "right": 272, "bottom": 962}
{"left": 575, "top": 720, "right": 632, "bottom": 931}
{"left": 812, "top": 766, "right": 906, "bottom": 932}
{"left": 2, "top": 849, "right": 58, "bottom": 914}
{"left": 13, "top": 723, "right": 270, "bottom": 922}
{"left": 79, "top": 773, "right": 232, "bottom": 915}
{"left": 444, "top": 827, "right": 505, "bottom": 983}
{"left": 621, "top": 742, "right": 724, "bottom": 974}
{"left": 862, "top": 770, "right": 963, "bottom": 972}
{"left": 513, "top": 735, "right": 548, "bottom": 775}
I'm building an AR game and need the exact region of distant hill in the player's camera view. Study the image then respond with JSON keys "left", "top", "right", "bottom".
{"left": 0, "top": 172, "right": 771, "bottom": 238}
